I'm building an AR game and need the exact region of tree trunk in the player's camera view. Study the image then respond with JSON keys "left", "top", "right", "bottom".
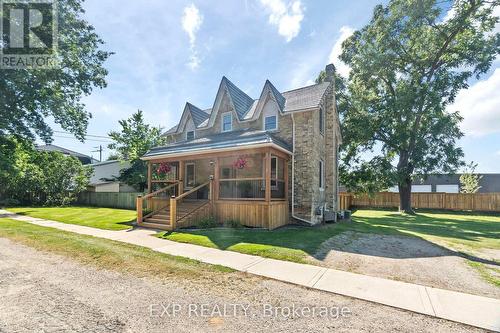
{"left": 398, "top": 177, "right": 413, "bottom": 214}
{"left": 397, "top": 151, "right": 414, "bottom": 214}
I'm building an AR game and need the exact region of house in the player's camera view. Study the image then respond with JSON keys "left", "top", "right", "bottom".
{"left": 88, "top": 160, "right": 137, "bottom": 193}
{"left": 387, "top": 173, "right": 500, "bottom": 193}
{"left": 36, "top": 144, "right": 98, "bottom": 165}
{"left": 137, "top": 64, "right": 342, "bottom": 230}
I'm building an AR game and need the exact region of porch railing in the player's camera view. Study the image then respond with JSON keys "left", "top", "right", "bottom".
{"left": 136, "top": 181, "right": 179, "bottom": 223}
{"left": 219, "top": 178, "right": 286, "bottom": 200}
{"left": 170, "top": 181, "right": 212, "bottom": 229}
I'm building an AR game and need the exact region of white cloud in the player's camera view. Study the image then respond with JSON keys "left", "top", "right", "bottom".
{"left": 260, "top": 0, "right": 304, "bottom": 42}
{"left": 181, "top": 4, "right": 203, "bottom": 70}
{"left": 328, "top": 26, "right": 354, "bottom": 78}
{"left": 496, "top": 150, "right": 500, "bottom": 156}
{"left": 182, "top": 4, "right": 203, "bottom": 46}
{"left": 448, "top": 68, "right": 500, "bottom": 136}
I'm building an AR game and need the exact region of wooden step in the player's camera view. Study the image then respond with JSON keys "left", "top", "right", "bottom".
{"left": 152, "top": 214, "right": 169, "bottom": 219}
{"left": 144, "top": 217, "right": 170, "bottom": 224}
{"left": 139, "top": 221, "right": 172, "bottom": 231}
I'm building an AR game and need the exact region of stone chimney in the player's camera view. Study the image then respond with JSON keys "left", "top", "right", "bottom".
{"left": 325, "top": 64, "right": 336, "bottom": 82}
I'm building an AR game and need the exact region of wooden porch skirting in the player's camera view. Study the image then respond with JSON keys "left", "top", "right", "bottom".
{"left": 214, "top": 200, "right": 289, "bottom": 230}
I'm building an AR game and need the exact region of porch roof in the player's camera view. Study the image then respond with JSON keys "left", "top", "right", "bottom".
{"left": 142, "top": 130, "right": 292, "bottom": 160}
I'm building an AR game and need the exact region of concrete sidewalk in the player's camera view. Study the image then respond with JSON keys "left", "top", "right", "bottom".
{"left": 1, "top": 210, "right": 499, "bottom": 332}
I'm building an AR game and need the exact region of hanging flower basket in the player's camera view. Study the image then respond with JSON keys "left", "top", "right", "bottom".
{"left": 157, "top": 162, "right": 172, "bottom": 175}
{"left": 233, "top": 157, "right": 247, "bottom": 169}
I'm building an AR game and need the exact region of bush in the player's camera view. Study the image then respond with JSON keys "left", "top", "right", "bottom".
{"left": 197, "top": 216, "right": 219, "bottom": 229}
{"left": 0, "top": 198, "right": 20, "bottom": 207}
{"left": 224, "top": 219, "right": 242, "bottom": 228}
{"left": 0, "top": 137, "right": 91, "bottom": 206}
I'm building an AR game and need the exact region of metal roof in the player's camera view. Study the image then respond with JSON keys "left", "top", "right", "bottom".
{"left": 266, "top": 80, "right": 286, "bottom": 111}
{"left": 162, "top": 77, "right": 331, "bottom": 136}
{"left": 222, "top": 77, "right": 255, "bottom": 120}
{"left": 144, "top": 129, "right": 292, "bottom": 159}
{"left": 186, "top": 102, "right": 210, "bottom": 127}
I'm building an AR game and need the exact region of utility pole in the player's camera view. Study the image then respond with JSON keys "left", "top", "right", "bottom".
{"left": 92, "top": 145, "right": 103, "bottom": 162}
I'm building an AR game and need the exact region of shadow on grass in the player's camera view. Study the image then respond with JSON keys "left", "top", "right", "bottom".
{"left": 160, "top": 208, "right": 499, "bottom": 266}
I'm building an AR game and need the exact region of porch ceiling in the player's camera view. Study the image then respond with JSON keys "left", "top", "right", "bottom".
{"left": 142, "top": 130, "right": 292, "bottom": 161}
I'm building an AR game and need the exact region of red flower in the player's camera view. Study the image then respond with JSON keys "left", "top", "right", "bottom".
{"left": 157, "top": 162, "right": 171, "bottom": 174}
{"left": 233, "top": 157, "right": 247, "bottom": 169}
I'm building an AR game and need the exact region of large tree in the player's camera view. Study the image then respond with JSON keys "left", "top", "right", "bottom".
{"left": 0, "top": 0, "right": 112, "bottom": 142}
{"left": 108, "top": 110, "right": 166, "bottom": 191}
{"left": 0, "top": 137, "right": 91, "bottom": 206}
{"left": 337, "top": 0, "right": 499, "bottom": 212}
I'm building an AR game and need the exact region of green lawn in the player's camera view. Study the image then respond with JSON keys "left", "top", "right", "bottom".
{"left": 159, "top": 209, "right": 500, "bottom": 264}
{"left": 7, "top": 206, "right": 136, "bottom": 230}
{"left": 0, "top": 218, "right": 232, "bottom": 278}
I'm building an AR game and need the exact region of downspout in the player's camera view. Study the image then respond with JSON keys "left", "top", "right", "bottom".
{"left": 291, "top": 113, "right": 314, "bottom": 225}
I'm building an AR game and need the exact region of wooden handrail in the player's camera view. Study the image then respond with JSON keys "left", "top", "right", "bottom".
{"left": 143, "top": 181, "right": 179, "bottom": 199}
{"left": 174, "top": 181, "right": 210, "bottom": 201}
{"left": 218, "top": 178, "right": 285, "bottom": 182}
{"left": 219, "top": 177, "right": 264, "bottom": 182}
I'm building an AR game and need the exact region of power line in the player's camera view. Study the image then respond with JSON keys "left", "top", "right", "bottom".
{"left": 53, "top": 130, "right": 112, "bottom": 139}
{"left": 52, "top": 135, "right": 112, "bottom": 143}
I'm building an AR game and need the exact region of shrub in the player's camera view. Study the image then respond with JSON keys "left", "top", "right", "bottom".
{"left": 224, "top": 219, "right": 242, "bottom": 228}
{"left": 197, "top": 216, "right": 219, "bottom": 229}
{"left": 0, "top": 137, "right": 91, "bottom": 206}
{"left": 0, "top": 198, "right": 20, "bottom": 207}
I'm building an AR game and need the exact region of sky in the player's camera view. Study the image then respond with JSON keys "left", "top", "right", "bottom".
{"left": 45, "top": 0, "right": 500, "bottom": 172}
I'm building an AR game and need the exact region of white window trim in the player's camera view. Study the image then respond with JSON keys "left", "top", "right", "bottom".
{"left": 263, "top": 114, "right": 278, "bottom": 131}
{"left": 319, "top": 107, "right": 325, "bottom": 135}
{"left": 186, "top": 130, "right": 195, "bottom": 140}
{"left": 185, "top": 162, "right": 195, "bottom": 189}
{"left": 319, "top": 159, "right": 325, "bottom": 191}
{"left": 221, "top": 112, "right": 232, "bottom": 132}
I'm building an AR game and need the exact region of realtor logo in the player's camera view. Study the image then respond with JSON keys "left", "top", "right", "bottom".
{"left": 1, "top": 0, "right": 58, "bottom": 69}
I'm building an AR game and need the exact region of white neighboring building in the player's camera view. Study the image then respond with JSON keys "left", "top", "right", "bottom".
{"left": 88, "top": 160, "right": 137, "bottom": 192}
{"left": 387, "top": 185, "right": 433, "bottom": 193}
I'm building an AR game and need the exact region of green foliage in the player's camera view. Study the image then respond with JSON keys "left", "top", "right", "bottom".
{"left": 0, "top": 137, "right": 91, "bottom": 206}
{"left": 224, "top": 219, "right": 242, "bottom": 228}
{"left": 106, "top": 153, "right": 120, "bottom": 161}
{"left": 460, "top": 162, "right": 483, "bottom": 193}
{"left": 196, "top": 216, "right": 219, "bottom": 229}
{"left": 332, "top": 0, "right": 499, "bottom": 211}
{"left": 0, "top": 0, "right": 112, "bottom": 142}
{"left": 108, "top": 110, "right": 166, "bottom": 191}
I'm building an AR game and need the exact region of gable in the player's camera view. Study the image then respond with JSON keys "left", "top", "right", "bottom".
{"left": 164, "top": 77, "right": 334, "bottom": 138}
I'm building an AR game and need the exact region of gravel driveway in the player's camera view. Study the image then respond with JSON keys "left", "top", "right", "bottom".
{"left": 311, "top": 231, "right": 500, "bottom": 299}
{"left": 0, "top": 237, "right": 484, "bottom": 332}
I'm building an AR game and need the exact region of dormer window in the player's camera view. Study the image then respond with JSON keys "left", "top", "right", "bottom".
{"left": 222, "top": 112, "right": 232, "bottom": 132}
{"left": 186, "top": 130, "right": 195, "bottom": 140}
{"left": 264, "top": 115, "right": 277, "bottom": 131}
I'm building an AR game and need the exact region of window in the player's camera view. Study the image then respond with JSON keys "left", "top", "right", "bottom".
{"left": 185, "top": 163, "right": 195, "bottom": 189}
{"left": 264, "top": 115, "right": 277, "bottom": 131}
{"left": 222, "top": 112, "right": 232, "bottom": 132}
{"left": 186, "top": 131, "right": 195, "bottom": 140}
{"left": 270, "top": 156, "right": 278, "bottom": 188}
{"left": 319, "top": 107, "right": 325, "bottom": 134}
{"left": 319, "top": 160, "right": 324, "bottom": 190}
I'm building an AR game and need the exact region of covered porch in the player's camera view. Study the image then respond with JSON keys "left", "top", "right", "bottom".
{"left": 137, "top": 132, "right": 292, "bottom": 230}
